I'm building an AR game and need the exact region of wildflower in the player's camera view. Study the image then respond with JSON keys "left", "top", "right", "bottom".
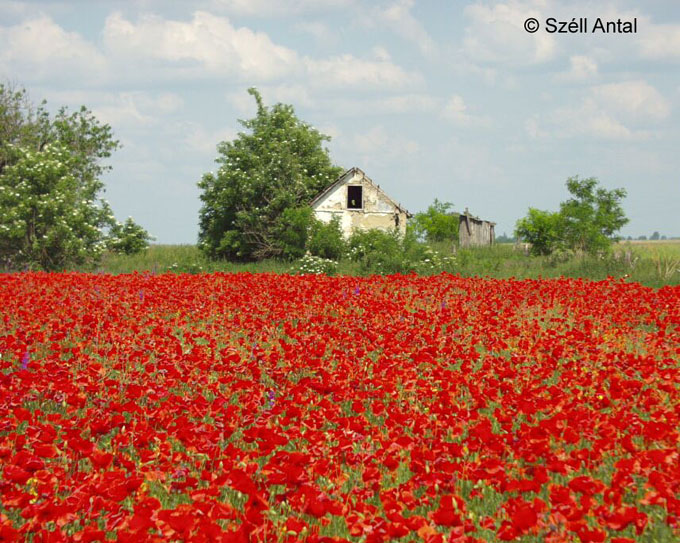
{"left": 21, "top": 351, "right": 29, "bottom": 370}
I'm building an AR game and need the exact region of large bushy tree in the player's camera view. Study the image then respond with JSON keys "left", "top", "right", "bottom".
{"left": 0, "top": 82, "right": 151, "bottom": 270}
{"left": 515, "top": 176, "right": 628, "bottom": 256}
{"left": 197, "top": 88, "right": 343, "bottom": 261}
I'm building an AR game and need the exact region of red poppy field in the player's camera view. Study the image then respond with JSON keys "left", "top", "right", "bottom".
{"left": 1, "top": 273, "right": 679, "bottom": 543}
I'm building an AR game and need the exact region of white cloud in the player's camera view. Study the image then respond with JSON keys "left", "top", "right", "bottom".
{"left": 181, "top": 122, "right": 237, "bottom": 155}
{"left": 381, "top": 94, "right": 437, "bottom": 113}
{"left": 317, "top": 123, "right": 341, "bottom": 140}
{"left": 303, "top": 93, "right": 437, "bottom": 117}
{"left": 548, "top": 105, "right": 638, "bottom": 142}
{"left": 294, "top": 21, "right": 332, "bottom": 41}
{"left": 99, "top": 11, "right": 418, "bottom": 91}
{"left": 374, "top": 0, "right": 437, "bottom": 58}
{"left": 305, "top": 54, "right": 419, "bottom": 89}
{"left": 524, "top": 116, "right": 547, "bottom": 139}
{"left": 351, "top": 125, "right": 420, "bottom": 160}
{"left": 371, "top": 46, "right": 392, "bottom": 62}
{"left": 94, "top": 95, "right": 155, "bottom": 128}
{"left": 155, "top": 93, "right": 185, "bottom": 114}
{"left": 463, "top": 1, "right": 556, "bottom": 65}
{"left": 0, "top": 15, "right": 107, "bottom": 83}
{"left": 591, "top": 80, "right": 670, "bottom": 122}
{"left": 586, "top": 114, "right": 634, "bottom": 141}
{"left": 38, "top": 89, "right": 184, "bottom": 130}
{"left": 444, "top": 95, "right": 468, "bottom": 122}
{"left": 443, "top": 94, "right": 489, "bottom": 126}
{"left": 556, "top": 55, "right": 598, "bottom": 82}
{"left": 638, "top": 23, "right": 680, "bottom": 61}
{"left": 102, "top": 11, "right": 301, "bottom": 81}
{"left": 0, "top": 0, "right": 31, "bottom": 19}
{"left": 259, "top": 84, "right": 316, "bottom": 108}
{"left": 209, "top": 0, "right": 353, "bottom": 16}
{"left": 543, "top": 80, "right": 669, "bottom": 141}
{"left": 96, "top": 92, "right": 185, "bottom": 128}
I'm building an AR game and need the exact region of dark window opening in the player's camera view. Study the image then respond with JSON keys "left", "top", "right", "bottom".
{"left": 347, "top": 186, "right": 363, "bottom": 209}
{"left": 394, "top": 213, "right": 400, "bottom": 228}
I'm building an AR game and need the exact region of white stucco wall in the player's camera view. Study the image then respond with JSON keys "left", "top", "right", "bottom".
{"left": 311, "top": 170, "right": 408, "bottom": 238}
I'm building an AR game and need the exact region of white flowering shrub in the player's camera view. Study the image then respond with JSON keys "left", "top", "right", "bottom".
{"left": 107, "top": 217, "right": 154, "bottom": 255}
{"left": 0, "top": 84, "right": 151, "bottom": 270}
{"left": 413, "top": 246, "right": 457, "bottom": 274}
{"left": 291, "top": 254, "right": 338, "bottom": 275}
{"left": 0, "top": 143, "right": 116, "bottom": 270}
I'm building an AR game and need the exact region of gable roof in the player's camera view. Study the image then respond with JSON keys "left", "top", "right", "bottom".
{"left": 310, "top": 167, "right": 411, "bottom": 216}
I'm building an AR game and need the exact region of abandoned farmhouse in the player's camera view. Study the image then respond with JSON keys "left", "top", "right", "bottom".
{"left": 311, "top": 167, "right": 495, "bottom": 246}
{"left": 311, "top": 167, "right": 411, "bottom": 238}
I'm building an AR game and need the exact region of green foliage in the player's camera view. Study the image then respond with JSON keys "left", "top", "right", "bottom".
{"left": 412, "top": 245, "right": 457, "bottom": 274}
{"left": 411, "top": 198, "right": 458, "bottom": 242}
{"left": 197, "top": 88, "right": 343, "bottom": 261}
{"left": 515, "top": 208, "right": 562, "bottom": 256}
{"left": 346, "top": 228, "right": 454, "bottom": 275}
{"left": 270, "top": 207, "right": 346, "bottom": 261}
{"left": 515, "top": 177, "right": 628, "bottom": 256}
{"left": 348, "top": 228, "right": 407, "bottom": 274}
{"left": 0, "top": 82, "right": 150, "bottom": 270}
{"left": 273, "top": 206, "right": 315, "bottom": 261}
{"left": 558, "top": 176, "right": 628, "bottom": 253}
{"left": 307, "top": 216, "right": 346, "bottom": 260}
{"left": 107, "top": 217, "right": 155, "bottom": 255}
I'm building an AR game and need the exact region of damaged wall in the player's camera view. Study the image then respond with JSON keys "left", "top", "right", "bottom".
{"left": 311, "top": 168, "right": 409, "bottom": 238}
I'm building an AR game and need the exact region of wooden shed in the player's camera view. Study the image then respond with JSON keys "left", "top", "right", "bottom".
{"left": 459, "top": 208, "right": 496, "bottom": 247}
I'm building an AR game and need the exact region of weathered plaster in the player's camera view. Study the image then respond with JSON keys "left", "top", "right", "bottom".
{"left": 311, "top": 169, "right": 408, "bottom": 238}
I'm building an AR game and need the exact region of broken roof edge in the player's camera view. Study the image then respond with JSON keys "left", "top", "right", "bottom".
{"left": 310, "top": 166, "right": 412, "bottom": 217}
{"left": 456, "top": 209, "right": 496, "bottom": 226}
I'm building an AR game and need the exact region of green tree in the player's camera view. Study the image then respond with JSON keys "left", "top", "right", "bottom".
{"left": 650, "top": 231, "right": 660, "bottom": 241}
{"left": 0, "top": 82, "right": 151, "bottom": 270}
{"left": 515, "top": 176, "right": 628, "bottom": 256}
{"left": 558, "top": 176, "right": 628, "bottom": 253}
{"left": 107, "top": 217, "right": 155, "bottom": 255}
{"left": 514, "top": 208, "right": 562, "bottom": 256}
{"left": 411, "top": 199, "right": 459, "bottom": 243}
{"left": 198, "top": 88, "right": 343, "bottom": 260}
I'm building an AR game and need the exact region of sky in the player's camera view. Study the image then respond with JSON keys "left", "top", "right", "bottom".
{"left": 1, "top": 0, "right": 679, "bottom": 243}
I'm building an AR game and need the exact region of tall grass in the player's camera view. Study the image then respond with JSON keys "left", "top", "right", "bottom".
{"left": 450, "top": 241, "right": 680, "bottom": 288}
{"left": 93, "top": 245, "right": 292, "bottom": 275}
{"left": 92, "top": 241, "right": 680, "bottom": 288}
